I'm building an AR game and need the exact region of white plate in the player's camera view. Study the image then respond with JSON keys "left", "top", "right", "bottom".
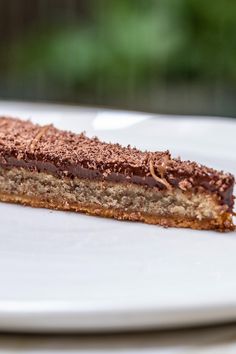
{"left": 0, "top": 101, "right": 236, "bottom": 333}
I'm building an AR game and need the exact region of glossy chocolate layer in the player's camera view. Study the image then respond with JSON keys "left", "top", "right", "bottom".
{"left": 0, "top": 117, "right": 234, "bottom": 210}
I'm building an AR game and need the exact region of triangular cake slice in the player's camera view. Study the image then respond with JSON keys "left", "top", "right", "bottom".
{"left": 0, "top": 117, "right": 234, "bottom": 231}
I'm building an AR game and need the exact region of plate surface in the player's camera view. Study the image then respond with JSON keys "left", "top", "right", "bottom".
{"left": 0, "top": 101, "right": 236, "bottom": 332}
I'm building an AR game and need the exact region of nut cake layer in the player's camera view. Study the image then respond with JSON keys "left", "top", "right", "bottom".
{"left": 0, "top": 117, "right": 234, "bottom": 231}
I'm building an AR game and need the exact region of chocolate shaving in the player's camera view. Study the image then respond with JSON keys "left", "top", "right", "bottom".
{"left": 29, "top": 124, "right": 52, "bottom": 153}
{"left": 159, "top": 155, "right": 170, "bottom": 179}
{"left": 0, "top": 121, "right": 9, "bottom": 129}
{"left": 149, "top": 160, "right": 172, "bottom": 191}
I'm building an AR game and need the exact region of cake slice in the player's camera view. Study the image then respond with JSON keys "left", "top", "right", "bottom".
{"left": 0, "top": 117, "right": 234, "bottom": 231}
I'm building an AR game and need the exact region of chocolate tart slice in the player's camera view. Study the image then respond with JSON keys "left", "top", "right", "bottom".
{"left": 0, "top": 117, "right": 234, "bottom": 231}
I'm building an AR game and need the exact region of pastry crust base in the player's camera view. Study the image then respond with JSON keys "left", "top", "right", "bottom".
{"left": 0, "top": 192, "right": 234, "bottom": 232}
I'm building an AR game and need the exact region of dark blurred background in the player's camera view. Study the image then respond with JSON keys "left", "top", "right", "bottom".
{"left": 0, "top": 0, "right": 236, "bottom": 116}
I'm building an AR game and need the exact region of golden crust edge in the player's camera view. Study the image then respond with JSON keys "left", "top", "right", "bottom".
{"left": 0, "top": 192, "right": 234, "bottom": 232}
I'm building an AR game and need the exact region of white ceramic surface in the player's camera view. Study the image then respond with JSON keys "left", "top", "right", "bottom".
{"left": 0, "top": 101, "right": 236, "bottom": 332}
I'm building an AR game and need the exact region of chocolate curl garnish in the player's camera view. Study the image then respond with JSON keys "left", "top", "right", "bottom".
{"left": 149, "top": 160, "right": 172, "bottom": 191}
{"left": 0, "top": 121, "right": 7, "bottom": 128}
{"left": 29, "top": 124, "right": 52, "bottom": 153}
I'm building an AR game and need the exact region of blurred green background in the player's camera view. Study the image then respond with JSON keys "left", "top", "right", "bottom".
{"left": 0, "top": 0, "right": 236, "bottom": 116}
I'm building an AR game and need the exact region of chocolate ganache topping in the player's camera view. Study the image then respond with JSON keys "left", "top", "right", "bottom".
{"left": 0, "top": 117, "right": 234, "bottom": 210}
